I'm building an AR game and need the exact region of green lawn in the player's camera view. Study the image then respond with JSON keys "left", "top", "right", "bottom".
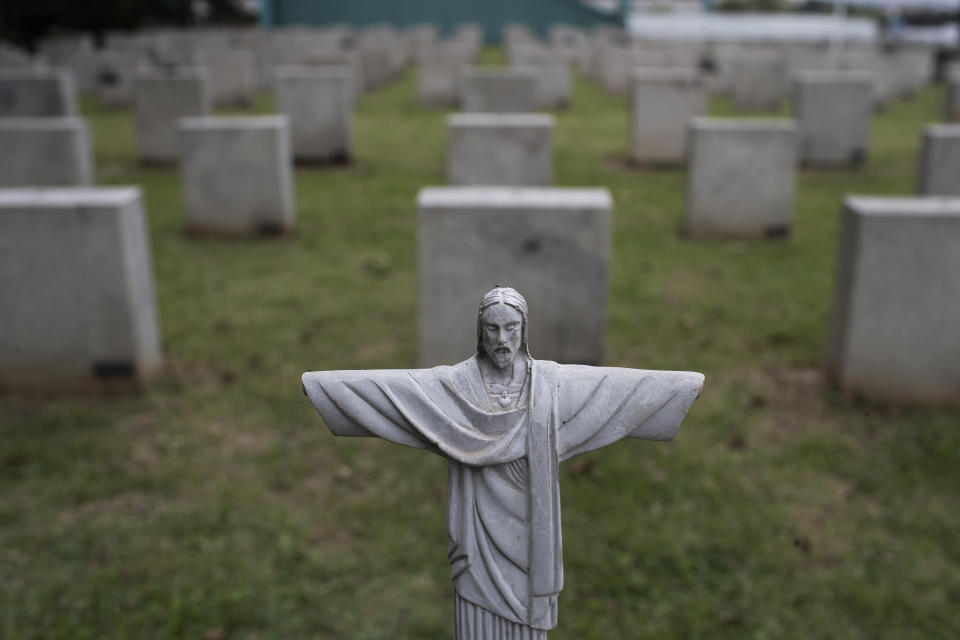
{"left": 2, "top": 50, "right": 959, "bottom": 640}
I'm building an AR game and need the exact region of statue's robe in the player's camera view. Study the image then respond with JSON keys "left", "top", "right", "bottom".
{"left": 302, "top": 355, "right": 703, "bottom": 634}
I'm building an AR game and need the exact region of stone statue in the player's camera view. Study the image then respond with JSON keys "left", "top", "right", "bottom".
{"left": 302, "top": 286, "right": 704, "bottom": 639}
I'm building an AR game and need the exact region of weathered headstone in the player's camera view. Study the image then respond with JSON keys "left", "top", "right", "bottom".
{"left": 0, "top": 69, "right": 77, "bottom": 117}
{"left": 794, "top": 71, "right": 873, "bottom": 167}
{"left": 0, "top": 117, "right": 93, "bottom": 186}
{"left": 94, "top": 50, "right": 141, "bottom": 108}
{"left": 629, "top": 68, "right": 706, "bottom": 166}
{"left": 917, "top": 124, "right": 960, "bottom": 196}
{"left": 302, "top": 285, "right": 703, "bottom": 639}
{"left": 510, "top": 49, "right": 571, "bottom": 109}
{"left": 199, "top": 49, "right": 255, "bottom": 107}
{"left": 418, "top": 54, "right": 468, "bottom": 107}
{"left": 275, "top": 66, "right": 353, "bottom": 164}
{"left": 944, "top": 71, "right": 960, "bottom": 123}
{"left": 827, "top": 196, "right": 960, "bottom": 406}
{"left": 731, "top": 51, "right": 786, "bottom": 111}
{"left": 178, "top": 115, "right": 295, "bottom": 235}
{"left": 134, "top": 71, "right": 212, "bottom": 165}
{"left": 460, "top": 68, "right": 537, "bottom": 113}
{"left": 418, "top": 187, "right": 611, "bottom": 366}
{"left": 447, "top": 113, "right": 554, "bottom": 186}
{"left": 0, "top": 187, "right": 162, "bottom": 391}
{"left": 685, "top": 118, "right": 798, "bottom": 237}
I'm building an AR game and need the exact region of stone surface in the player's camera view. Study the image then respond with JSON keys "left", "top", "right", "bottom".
{"left": 685, "top": 118, "right": 798, "bottom": 237}
{"left": 93, "top": 50, "right": 140, "bottom": 108}
{"left": 275, "top": 66, "right": 353, "bottom": 164}
{"left": 629, "top": 68, "right": 706, "bottom": 166}
{"left": 178, "top": 116, "right": 295, "bottom": 234}
{"left": 417, "top": 54, "right": 467, "bottom": 107}
{"left": 827, "top": 196, "right": 960, "bottom": 406}
{"left": 446, "top": 113, "right": 554, "bottom": 186}
{"left": 917, "top": 124, "right": 960, "bottom": 196}
{"left": 794, "top": 71, "right": 873, "bottom": 167}
{"left": 134, "top": 71, "right": 212, "bottom": 165}
{"left": 731, "top": 52, "right": 786, "bottom": 111}
{"left": 199, "top": 49, "right": 255, "bottom": 107}
{"left": 945, "top": 73, "right": 960, "bottom": 123}
{"left": 418, "top": 187, "right": 611, "bottom": 366}
{"left": 0, "top": 187, "right": 162, "bottom": 391}
{"left": 0, "top": 69, "right": 77, "bottom": 117}
{"left": 510, "top": 50, "right": 571, "bottom": 109}
{"left": 0, "top": 117, "right": 93, "bottom": 186}
{"left": 302, "top": 285, "right": 703, "bottom": 638}
{"left": 460, "top": 68, "right": 537, "bottom": 113}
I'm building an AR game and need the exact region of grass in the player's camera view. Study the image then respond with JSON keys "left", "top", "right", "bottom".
{"left": 2, "top": 48, "right": 959, "bottom": 639}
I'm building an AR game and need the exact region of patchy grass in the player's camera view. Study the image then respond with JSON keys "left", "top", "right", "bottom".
{"left": 2, "top": 51, "right": 959, "bottom": 640}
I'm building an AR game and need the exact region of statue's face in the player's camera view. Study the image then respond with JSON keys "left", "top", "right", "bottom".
{"left": 480, "top": 303, "right": 523, "bottom": 370}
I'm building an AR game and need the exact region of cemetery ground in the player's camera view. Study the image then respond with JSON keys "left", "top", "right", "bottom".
{"left": 2, "top": 49, "right": 959, "bottom": 639}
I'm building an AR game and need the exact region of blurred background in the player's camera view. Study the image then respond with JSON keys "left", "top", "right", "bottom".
{"left": 1, "top": 1, "right": 958, "bottom": 639}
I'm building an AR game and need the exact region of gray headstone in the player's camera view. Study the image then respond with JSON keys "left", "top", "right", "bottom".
{"left": 134, "top": 71, "right": 212, "bottom": 165}
{"left": 418, "top": 54, "right": 468, "bottom": 107}
{"left": 827, "top": 196, "right": 960, "bottom": 406}
{"left": 794, "top": 71, "right": 873, "bottom": 167}
{"left": 917, "top": 124, "right": 960, "bottom": 196}
{"left": 178, "top": 115, "right": 295, "bottom": 235}
{"left": 275, "top": 66, "right": 353, "bottom": 164}
{"left": 629, "top": 68, "right": 706, "bottom": 166}
{"left": 944, "top": 73, "right": 960, "bottom": 123}
{"left": 0, "top": 117, "right": 93, "bottom": 186}
{"left": 447, "top": 113, "right": 554, "bottom": 186}
{"left": 0, "top": 69, "right": 77, "bottom": 117}
{"left": 199, "top": 49, "right": 255, "bottom": 107}
{"left": 510, "top": 49, "right": 571, "bottom": 110}
{"left": 418, "top": 187, "right": 611, "bottom": 366}
{"left": 731, "top": 52, "right": 786, "bottom": 111}
{"left": 460, "top": 68, "right": 537, "bottom": 113}
{"left": 685, "top": 118, "right": 798, "bottom": 237}
{"left": 0, "top": 187, "right": 162, "bottom": 391}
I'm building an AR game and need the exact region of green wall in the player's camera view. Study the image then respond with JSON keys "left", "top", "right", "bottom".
{"left": 260, "top": 0, "right": 621, "bottom": 41}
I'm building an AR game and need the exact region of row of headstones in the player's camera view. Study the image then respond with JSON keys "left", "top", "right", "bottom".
{"left": 5, "top": 23, "right": 483, "bottom": 108}
{"left": 2, "top": 183, "right": 957, "bottom": 406}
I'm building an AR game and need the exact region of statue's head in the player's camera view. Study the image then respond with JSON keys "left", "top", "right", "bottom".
{"left": 476, "top": 286, "right": 530, "bottom": 369}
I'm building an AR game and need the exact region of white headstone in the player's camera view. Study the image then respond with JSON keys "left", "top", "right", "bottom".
{"left": 418, "top": 187, "right": 612, "bottom": 366}
{"left": 828, "top": 196, "right": 960, "bottom": 406}
{"left": 0, "top": 187, "right": 162, "bottom": 391}
{"left": 275, "top": 66, "right": 353, "bottom": 164}
{"left": 0, "top": 117, "right": 93, "bottom": 186}
{"left": 0, "top": 69, "right": 77, "bottom": 117}
{"left": 794, "top": 71, "right": 873, "bottom": 167}
{"left": 460, "top": 68, "right": 537, "bottom": 113}
{"left": 685, "top": 118, "right": 798, "bottom": 237}
{"left": 917, "top": 124, "right": 960, "bottom": 196}
{"left": 447, "top": 113, "right": 554, "bottom": 186}
{"left": 629, "top": 68, "right": 706, "bottom": 166}
{"left": 134, "top": 71, "right": 212, "bottom": 165}
{"left": 178, "top": 115, "right": 295, "bottom": 235}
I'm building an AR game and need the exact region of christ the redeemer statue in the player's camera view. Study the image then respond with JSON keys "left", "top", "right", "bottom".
{"left": 302, "top": 286, "right": 704, "bottom": 639}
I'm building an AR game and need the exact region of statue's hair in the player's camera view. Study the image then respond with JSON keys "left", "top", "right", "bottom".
{"left": 476, "top": 286, "right": 532, "bottom": 357}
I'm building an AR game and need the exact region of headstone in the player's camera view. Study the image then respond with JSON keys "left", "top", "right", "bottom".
{"left": 794, "top": 71, "right": 873, "bottom": 167}
{"left": 0, "top": 118, "right": 94, "bottom": 186}
{"left": 275, "top": 66, "right": 353, "bottom": 164}
{"left": 944, "top": 71, "right": 960, "bottom": 123}
{"left": 0, "top": 69, "right": 77, "bottom": 117}
{"left": 510, "top": 49, "right": 572, "bottom": 110}
{"left": 418, "top": 187, "right": 611, "bottom": 366}
{"left": 94, "top": 50, "right": 141, "bottom": 108}
{"left": 0, "top": 187, "right": 162, "bottom": 391}
{"left": 418, "top": 54, "right": 467, "bottom": 107}
{"left": 178, "top": 115, "right": 295, "bottom": 235}
{"left": 629, "top": 68, "right": 706, "bottom": 166}
{"left": 460, "top": 68, "right": 537, "bottom": 113}
{"left": 301, "top": 285, "right": 704, "bottom": 639}
{"left": 447, "top": 114, "right": 554, "bottom": 186}
{"left": 134, "top": 71, "right": 212, "bottom": 165}
{"left": 199, "top": 49, "right": 255, "bottom": 107}
{"left": 917, "top": 124, "right": 960, "bottom": 196}
{"left": 685, "top": 118, "right": 798, "bottom": 237}
{"left": 827, "top": 196, "right": 960, "bottom": 406}
{"left": 731, "top": 51, "right": 786, "bottom": 111}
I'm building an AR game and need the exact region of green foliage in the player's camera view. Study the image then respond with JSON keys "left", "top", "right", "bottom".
{"left": 1, "top": 55, "right": 959, "bottom": 639}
